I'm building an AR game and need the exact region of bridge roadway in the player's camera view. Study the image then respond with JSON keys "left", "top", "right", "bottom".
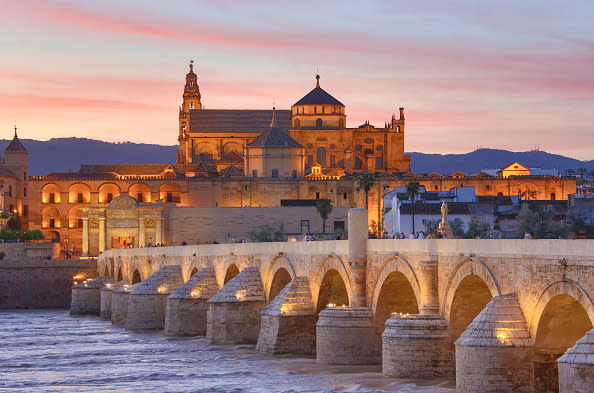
{"left": 76, "top": 209, "right": 593, "bottom": 393}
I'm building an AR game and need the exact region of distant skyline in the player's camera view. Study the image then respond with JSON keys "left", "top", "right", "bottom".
{"left": 1, "top": 0, "right": 593, "bottom": 160}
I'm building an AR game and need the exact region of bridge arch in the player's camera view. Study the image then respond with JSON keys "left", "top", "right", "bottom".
{"left": 530, "top": 279, "right": 594, "bottom": 392}
{"left": 131, "top": 269, "right": 142, "bottom": 284}
{"left": 223, "top": 264, "right": 240, "bottom": 285}
{"left": 103, "top": 265, "right": 109, "bottom": 276}
{"left": 444, "top": 258, "right": 499, "bottom": 345}
{"left": 263, "top": 255, "right": 296, "bottom": 302}
{"left": 312, "top": 254, "right": 351, "bottom": 313}
{"left": 371, "top": 255, "right": 421, "bottom": 343}
{"left": 442, "top": 257, "right": 501, "bottom": 319}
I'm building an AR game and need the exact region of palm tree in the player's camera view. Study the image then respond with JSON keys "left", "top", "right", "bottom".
{"left": 406, "top": 181, "right": 421, "bottom": 234}
{"left": 315, "top": 198, "right": 333, "bottom": 234}
{"left": 358, "top": 172, "right": 375, "bottom": 209}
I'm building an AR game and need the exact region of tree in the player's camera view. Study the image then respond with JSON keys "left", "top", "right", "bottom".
{"left": 515, "top": 204, "right": 566, "bottom": 239}
{"left": 465, "top": 220, "right": 491, "bottom": 239}
{"left": 565, "top": 168, "right": 576, "bottom": 177}
{"left": 406, "top": 182, "right": 421, "bottom": 233}
{"left": 249, "top": 223, "right": 287, "bottom": 242}
{"left": 358, "top": 172, "right": 375, "bottom": 210}
{"left": 315, "top": 198, "right": 333, "bottom": 234}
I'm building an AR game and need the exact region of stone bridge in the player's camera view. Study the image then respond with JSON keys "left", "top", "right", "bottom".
{"left": 75, "top": 209, "right": 594, "bottom": 393}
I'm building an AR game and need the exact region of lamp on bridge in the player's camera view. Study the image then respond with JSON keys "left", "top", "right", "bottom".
{"left": 64, "top": 236, "right": 69, "bottom": 259}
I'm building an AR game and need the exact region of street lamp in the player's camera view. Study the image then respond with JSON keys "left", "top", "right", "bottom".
{"left": 64, "top": 236, "right": 69, "bottom": 259}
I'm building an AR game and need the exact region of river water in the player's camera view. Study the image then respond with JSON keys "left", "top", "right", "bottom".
{"left": 0, "top": 310, "right": 455, "bottom": 393}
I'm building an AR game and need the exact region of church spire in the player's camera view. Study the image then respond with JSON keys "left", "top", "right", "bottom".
{"left": 270, "top": 107, "right": 277, "bottom": 128}
{"left": 316, "top": 74, "right": 320, "bottom": 88}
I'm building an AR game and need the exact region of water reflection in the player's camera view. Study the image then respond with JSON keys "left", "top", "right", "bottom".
{"left": 0, "top": 310, "right": 454, "bottom": 392}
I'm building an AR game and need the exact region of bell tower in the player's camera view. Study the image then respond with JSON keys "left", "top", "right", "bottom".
{"left": 178, "top": 60, "right": 202, "bottom": 164}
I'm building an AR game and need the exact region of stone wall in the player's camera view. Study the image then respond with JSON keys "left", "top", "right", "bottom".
{"left": 0, "top": 260, "right": 96, "bottom": 309}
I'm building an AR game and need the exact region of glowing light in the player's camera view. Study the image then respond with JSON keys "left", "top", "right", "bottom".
{"left": 123, "top": 284, "right": 129, "bottom": 292}
{"left": 326, "top": 303, "right": 336, "bottom": 308}
{"left": 496, "top": 330, "right": 509, "bottom": 344}
{"left": 235, "top": 289, "right": 247, "bottom": 301}
{"left": 105, "top": 283, "right": 112, "bottom": 289}
{"left": 157, "top": 285, "right": 167, "bottom": 294}
{"left": 190, "top": 288, "right": 201, "bottom": 298}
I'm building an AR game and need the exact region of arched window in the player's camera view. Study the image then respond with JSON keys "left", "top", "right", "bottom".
{"left": 316, "top": 147, "right": 327, "bottom": 167}
{"left": 316, "top": 118, "right": 323, "bottom": 128}
{"left": 293, "top": 118, "right": 300, "bottom": 128}
{"left": 355, "top": 157, "right": 362, "bottom": 169}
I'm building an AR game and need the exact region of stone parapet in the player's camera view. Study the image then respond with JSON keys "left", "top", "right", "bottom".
{"left": 383, "top": 313, "right": 453, "bottom": 378}
{"left": 455, "top": 293, "right": 535, "bottom": 393}
{"left": 100, "top": 280, "right": 128, "bottom": 320}
{"left": 125, "top": 265, "right": 184, "bottom": 330}
{"left": 206, "top": 267, "right": 266, "bottom": 345}
{"left": 316, "top": 306, "right": 380, "bottom": 365}
{"left": 257, "top": 276, "right": 316, "bottom": 354}
{"left": 70, "top": 276, "right": 114, "bottom": 315}
{"left": 164, "top": 267, "right": 218, "bottom": 336}
{"left": 558, "top": 328, "right": 594, "bottom": 393}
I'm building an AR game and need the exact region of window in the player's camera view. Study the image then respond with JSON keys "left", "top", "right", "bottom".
{"left": 24, "top": 172, "right": 27, "bottom": 180}
{"left": 77, "top": 218, "right": 83, "bottom": 228}
{"left": 252, "top": 170, "right": 258, "bottom": 178}
{"left": 294, "top": 118, "right": 300, "bottom": 128}
{"left": 355, "top": 157, "right": 362, "bottom": 169}
{"left": 550, "top": 193, "right": 556, "bottom": 200}
{"left": 137, "top": 193, "right": 144, "bottom": 203}
{"left": 77, "top": 192, "right": 83, "bottom": 203}
{"left": 300, "top": 220, "right": 310, "bottom": 234}
{"left": 396, "top": 126, "right": 400, "bottom": 132}
{"left": 355, "top": 145, "right": 362, "bottom": 151}
{"left": 333, "top": 221, "right": 345, "bottom": 233}
{"left": 292, "top": 170, "right": 297, "bottom": 179}
{"left": 49, "top": 218, "right": 55, "bottom": 229}
{"left": 376, "top": 157, "right": 383, "bottom": 169}
{"left": 244, "top": 185, "right": 248, "bottom": 191}
{"left": 330, "top": 155, "right": 336, "bottom": 167}
{"left": 23, "top": 205, "right": 28, "bottom": 217}
{"left": 307, "top": 155, "right": 313, "bottom": 167}
{"left": 49, "top": 193, "right": 55, "bottom": 203}
{"left": 189, "top": 81, "right": 194, "bottom": 87}
{"left": 166, "top": 192, "right": 173, "bottom": 203}
{"left": 189, "top": 102, "right": 194, "bottom": 109}
{"left": 343, "top": 192, "right": 347, "bottom": 200}
{"left": 434, "top": 185, "right": 439, "bottom": 190}
{"left": 497, "top": 192, "right": 503, "bottom": 196}
{"left": 316, "top": 147, "right": 326, "bottom": 166}
{"left": 107, "top": 193, "right": 113, "bottom": 203}
{"left": 316, "top": 118, "right": 322, "bottom": 128}
{"left": 316, "top": 192, "right": 320, "bottom": 199}
{"left": 271, "top": 169, "right": 279, "bottom": 178}
{"left": 9, "top": 186, "right": 12, "bottom": 197}
{"left": 485, "top": 185, "right": 491, "bottom": 190}
{"left": 23, "top": 187, "right": 27, "bottom": 197}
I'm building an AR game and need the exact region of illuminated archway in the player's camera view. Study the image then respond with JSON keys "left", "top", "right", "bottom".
{"left": 190, "top": 267, "right": 198, "bottom": 277}
{"left": 128, "top": 183, "right": 152, "bottom": 203}
{"left": 41, "top": 183, "right": 61, "bottom": 204}
{"left": 104, "top": 265, "right": 109, "bottom": 276}
{"left": 224, "top": 264, "right": 240, "bottom": 285}
{"left": 533, "top": 294, "right": 592, "bottom": 392}
{"left": 42, "top": 207, "right": 61, "bottom": 229}
{"left": 316, "top": 269, "right": 349, "bottom": 313}
{"left": 268, "top": 268, "right": 292, "bottom": 302}
{"left": 159, "top": 183, "right": 181, "bottom": 204}
{"left": 68, "top": 183, "right": 91, "bottom": 204}
{"left": 132, "top": 269, "right": 142, "bottom": 284}
{"left": 448, "top": 275, "right": 493, "bottom": 345}
{"left": 98, "top": 183, "right": 120, "bottom": 204}
{"left": 117, "top": 267, "right": 123, "bottom": 282}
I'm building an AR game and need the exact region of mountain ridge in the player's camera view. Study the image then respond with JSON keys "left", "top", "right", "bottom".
{"left": 1, "top": 138, "right": 591, "bottom": 176}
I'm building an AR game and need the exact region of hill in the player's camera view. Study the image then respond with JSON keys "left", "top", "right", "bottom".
{"left": 0, "top": 138, "right": 591, "bottom": 176}
{"left": 409, "top": 149, "right": 593, "bottom": 175}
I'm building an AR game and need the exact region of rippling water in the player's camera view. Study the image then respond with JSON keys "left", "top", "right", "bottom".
{"left": 0, "top": 310, "right": 455, "bottom": 393}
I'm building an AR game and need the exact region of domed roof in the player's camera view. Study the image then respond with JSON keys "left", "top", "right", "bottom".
{"left": 5, "top": 127, "right": 27, "bottom": 153}
{"left": 293, "top": 75, "right": 344, "bottom": 107}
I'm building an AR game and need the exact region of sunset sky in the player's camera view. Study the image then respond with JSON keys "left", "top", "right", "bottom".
{"left": 1, "top": 0, "right": 593, "bottom": 160}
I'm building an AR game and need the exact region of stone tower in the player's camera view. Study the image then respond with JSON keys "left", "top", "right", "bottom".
{"left": 4, "top": 126, "right": 28, "bottom": 217}
{"left": 177, "top": 60, "right": 202, "bottom": 164}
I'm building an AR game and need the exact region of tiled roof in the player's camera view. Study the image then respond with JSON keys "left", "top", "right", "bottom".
{"left": 189, "top": 109, "right": 291, "bottom": 133}
{"left": 219, "top": 165, "right": 244, "bottom": 177}
{"left": 293, "top": 77, "right": 344, "bottom": 106}
{"left": 41, "top": 172, "right": 119, "bottom": 180}
{"left": 247, "top": 127, "right": 303, "bottom": 148}
{"left": 0, "top": 167, "right": 16, "bottom": 178}
{"left": 220, "top": 150, "right": 243, "bottom": 163}
{"left": 5, "top": 135, "right": 27, "bottom": 153}
{"left": 80, "top": 164, "right": 172, "bottom": 176}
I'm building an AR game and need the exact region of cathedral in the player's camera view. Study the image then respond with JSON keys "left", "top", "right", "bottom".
{"left": 176, "top": 61, "right": 410, "bottom": 178}
{"left": 0, "top": 62, "right": 576, "bottom": 256}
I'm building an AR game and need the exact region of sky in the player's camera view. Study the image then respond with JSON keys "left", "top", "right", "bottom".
{"left": 1, "top": 0, "right": 593, "bottom": 160}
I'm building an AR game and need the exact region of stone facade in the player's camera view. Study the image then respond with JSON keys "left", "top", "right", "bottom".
{"left": 164, "top": 267, "right": 219, "bottom": 336}
{"left": 206, "top": 267, "right": 266, "bottom": 345}
{"left": 256, "top": 276, "right": 316, "bottom": 354}
{"left": 100, "top": 279, "right": 128, "bottom": 320}
{"left": 383, "top": 314, "right": 453, "bottom": 378}
{"left": 69, "top": 276, "right": 114, "bottom": 315}
{"left": 110, "top": 283, "right": 138, "bottom": 325}
{"left": 557, "top": 329, "right": 594, "bottom": 393}
{"left": 125, "top": 265, "right": 184, "bottom": 330}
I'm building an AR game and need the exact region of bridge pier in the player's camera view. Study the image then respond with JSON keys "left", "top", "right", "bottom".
{"left": 206, "top": 267, "right": 266, "bottom": 345}
{"left": 70, "top": 276, "right": 114, "bottom": 315}
{"left": 558, "top": 329, "right": 594, "bottom": 393}
{"left": 316, "top": 208, "right": 380, "bottom": 364}
{"left": 257, "top": 276, "right": 316, "bottom": 354}
{"left": 164, "top": 267, "right": 218, "bottom": 336}
{"left": 455, "top": 294, "right": 535, "bottom": 393}
{"left": 111, "top": 284, "right": 137, "bottom": 325}
{"left": 100, "top": 280, "right": 128, "bottom": 320}
{"left": 383, "top": 260, "right": 454, "bottom": 378}
{"left": 125, "top": 265, "right": 184, "bottom": 330}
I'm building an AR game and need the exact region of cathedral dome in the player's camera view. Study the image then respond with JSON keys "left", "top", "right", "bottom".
{"left": 293, "top": 75, "right": 344, "bottom": 106}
